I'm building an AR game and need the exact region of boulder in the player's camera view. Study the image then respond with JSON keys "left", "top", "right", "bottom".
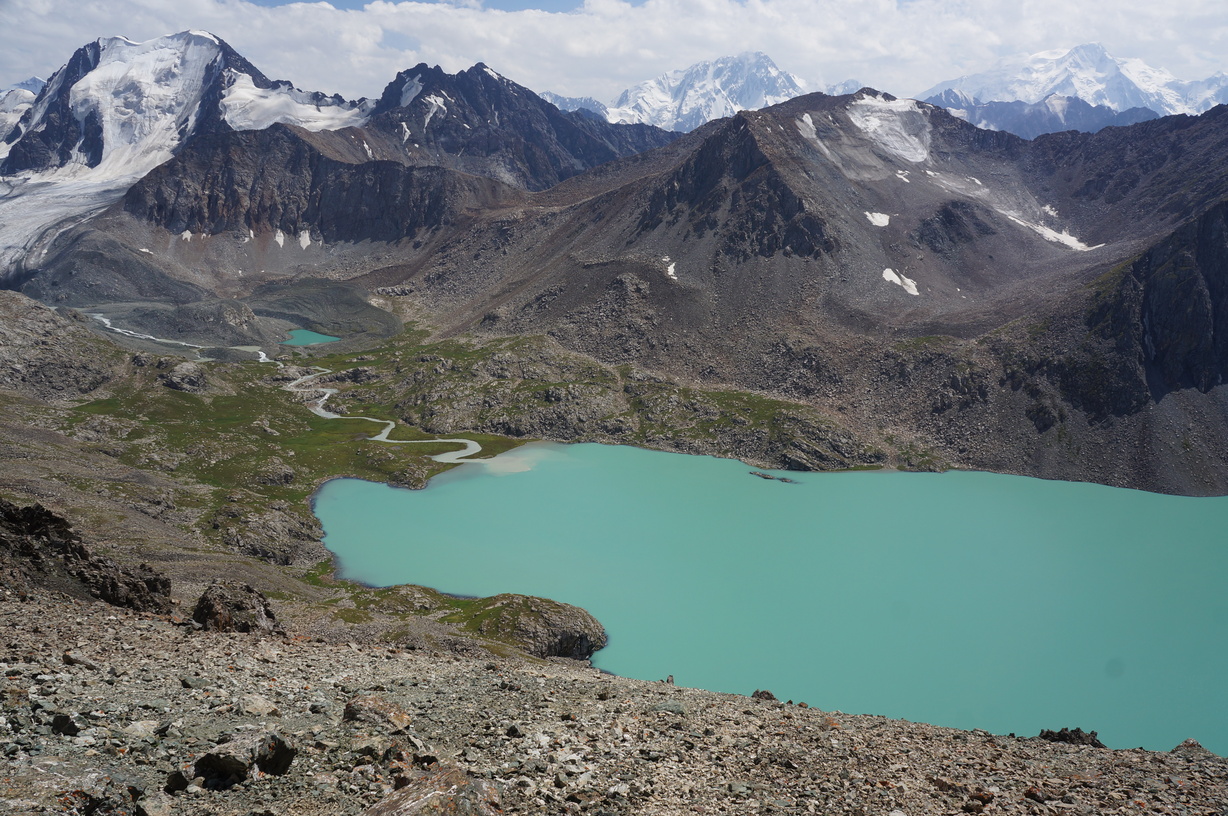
{"left": 362, "top": 766, "right": 501, "bottom": 816}
{"left": 343, "top": 694, "right": 413, "bottom": 734}
{"left": 160, "top": 361, "right": 207, "bottom": 392}
{"left": 192, "top": 582, "right": 283, "bottom": 635}
{"left": 192, "top": 730, "right": 296, "bottom": 790}
{"left": 1036, "top": 727, "right": 1106, "bottom": 748}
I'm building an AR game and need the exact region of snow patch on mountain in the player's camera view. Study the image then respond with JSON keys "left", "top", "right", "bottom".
{"left": 847, "top": 94, "right": 931, "bottom": 163}
{"left": 882, "top": 268, "right": 919, "bottom": 296}
{"left": 221, "top": 74, "right": 370, "bottom": 132}
{"left": 399, "top": 76, "right": 423, "bottom": 108}
{"left": 865, "top": 212, "right": 890, "bottom": 227}
{"left": 422, "top": 94, "right": 447, "bottom": 129}
{"left": 605, "top": 52, "right": 805, "bottom": 132}
{"left": 1005, "top": 214, "right": 1101, "bottom": 251}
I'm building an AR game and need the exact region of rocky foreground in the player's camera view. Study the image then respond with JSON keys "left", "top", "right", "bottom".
{"left": 3, "top": 586, "right": 1226, "bottom": 816}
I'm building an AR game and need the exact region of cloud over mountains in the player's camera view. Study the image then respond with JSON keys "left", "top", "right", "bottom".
{"left": 1, "top": 0, "right": 1225, "bottom": 106}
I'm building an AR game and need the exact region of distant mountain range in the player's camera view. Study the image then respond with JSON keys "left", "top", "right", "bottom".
{"left": 544, "top": 53, "right": 857, "bottom": 133}
{"left": 920, "top": 43, "right": 1228, "bottom": 116}
{"left": 3, "top": 31, "right": 1228, "bottom": 494}
{"left": 920, "top": 44, "right": 1228, "bottom": 137}
{"left": 922, "top": 89, "right": 1160, "bottom": 140}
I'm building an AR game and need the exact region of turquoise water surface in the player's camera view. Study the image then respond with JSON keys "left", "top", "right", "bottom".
{"left": 282, "top": 329, "right": 341, "bottom": 345}
{"left": 313, "top": 442, "right": 1228, "bottom": 754}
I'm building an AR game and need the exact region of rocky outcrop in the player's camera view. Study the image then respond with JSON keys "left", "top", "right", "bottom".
{"left": 187, "top": 730, "right": 297, "bottom": 790}
{"left": 0, "top": 290, "right": 124, "bottom": 401}
{"left": 192, "top": 581, "right": 284, "bottom": 635}
{"left": 0, "top": 499, "right": 172, "bottom": 613}
{"left": 1038, "top": 727, "right": 1107, "bottom": 748}
{"left": 457, "top": 594, "right": 608, "bottom": 660}
{"left": 210, "top": 501, "right": 328, "bottom": 566}
{"left": 160, "top": 361, "right": 208, "bottom": 392}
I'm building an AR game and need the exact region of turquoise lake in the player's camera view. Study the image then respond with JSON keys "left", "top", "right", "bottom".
{"left": 282, "top": 329, "right": 341, "bottom": 345}
{"left": 313, "top": 442, "right": 1228, "bottom": 755}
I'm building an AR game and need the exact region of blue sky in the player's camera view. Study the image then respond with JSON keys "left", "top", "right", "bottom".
{"left": 3, "top": 0, "right": 1226, "bottom": 103}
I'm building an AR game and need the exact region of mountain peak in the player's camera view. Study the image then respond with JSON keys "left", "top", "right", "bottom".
{"left": 919, "top": 44, "right": 1228, "bottom": 117}
{"left": 605, "top": 52, "right": 806, "bottom": 132}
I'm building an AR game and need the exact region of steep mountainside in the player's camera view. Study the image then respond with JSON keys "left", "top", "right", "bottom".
{"left": 0, "top": 31, "right": 365, "bottom": 177}
{"left": 363, "top": 62, "right": 677, "bottom": 191}
{"left": 0, "top": 31, "right": 370, "bottom": 286}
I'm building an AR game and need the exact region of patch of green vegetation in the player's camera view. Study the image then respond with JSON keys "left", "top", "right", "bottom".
{"left": 302, "top": 560, "right": 337, "bottom": 587}
{"left": 331, "top": 607, "right": 373, "bottom": 624}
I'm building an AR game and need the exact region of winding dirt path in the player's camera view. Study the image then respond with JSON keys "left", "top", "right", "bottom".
{"left": 284, "top": 368, "right": 484, "bottom": 462}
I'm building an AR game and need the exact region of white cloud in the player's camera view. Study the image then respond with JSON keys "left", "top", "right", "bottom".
{"left": 0, "top": 0, "right": 1225, "bottom": 105}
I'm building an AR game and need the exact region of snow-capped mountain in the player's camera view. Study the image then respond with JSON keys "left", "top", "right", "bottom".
{"left": 540, "top": 92, "right": 608, "bottom": 119}
{"left": 0, "top": 31, "right": 371, "bottom": 281}
{"left": 1, "top": 31, "right": 369, "bottom": 177}
{"left": 603, "top": 52, "right": 806, "bottom": 132}
{"left": 823, "top": 79, "right": 864, "bottom": 96}
{"left": 919, "top": 43, "right": 1228, "bottom": 117}
{"left": 926, "top": 89, "right": 1158, "bottom": 139}
{"left": 9, "top": 78, "right": 46, "bottom": 94}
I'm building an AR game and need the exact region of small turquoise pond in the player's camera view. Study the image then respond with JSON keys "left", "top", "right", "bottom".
{"left": 313, "top": 442, "right": 1228, "bottom": 754}
{"left": 282, "top": 329, "right": 340, "bottom": 346}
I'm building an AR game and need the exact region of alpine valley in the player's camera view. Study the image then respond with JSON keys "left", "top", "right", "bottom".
{"left": 1, "top": 29, "right": 1228, "bottom": 816}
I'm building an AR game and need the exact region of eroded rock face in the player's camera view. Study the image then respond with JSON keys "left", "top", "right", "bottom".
{"left": 0, "top": 499, "right": 172, "bottom": 613}
{"left": 1037, "top": 727, "right": 1107, "bottom": 748}
{"left": 192, "top": 581, "right": 283, "bottom": 635}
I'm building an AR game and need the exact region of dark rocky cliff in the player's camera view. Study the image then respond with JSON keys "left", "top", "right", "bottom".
{"left": 0, "top": 41, "right": 103, "bottom": 174}
{"left": 121, "top": 124, "right": 521, "bottom": 243}
{"left": 1091, "top": 201, "right": 1228, "bottom": 395}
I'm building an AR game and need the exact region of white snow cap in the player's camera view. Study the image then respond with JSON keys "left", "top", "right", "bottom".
{"left": 918, "top": 43, "right": 1228, "bottom": 116}
{"left": 606, "top": 52, "right": 806, "bottom": 132}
